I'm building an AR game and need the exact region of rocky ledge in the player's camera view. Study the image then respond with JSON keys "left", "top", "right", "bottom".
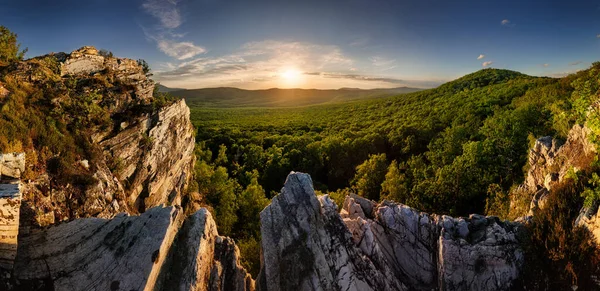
{"left": 258, "top": 172, "right": 524, "bottom": 291}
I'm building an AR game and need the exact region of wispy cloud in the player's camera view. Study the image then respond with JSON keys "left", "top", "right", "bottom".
{"left": 482, "top": 61, "right": 493, "bottom": 67}
{"left": 157, "top": 39, "right": 206, "bottom": 60}
{"left": 141, "top": 0, "right": 208, "bottom": 60}
{"left": 569, "top": 61, "right": 583, "bottom": 66}
{"left": 154, "top": 40, "right": 436, "bottom": 89}
{"left": 369, "top": 56, "right": 397, "bottom": 71}
{"left": 543, "top": 63, "right": 550, "bottom": 67}
{"left": 597, "top": 34, "right": 600, "bottom": 38}
{"left": 501, "top": 19, "right": 515, "bottom": 27}
{"left": 142, "top": 0, "right": 182, "bottom": 29}
{"left": 477, "top": 54, "right": 485, "bottom": 60}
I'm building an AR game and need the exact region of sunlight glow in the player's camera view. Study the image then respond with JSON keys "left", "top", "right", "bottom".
{"left": 280, "top": 68, "right": 302, "bottom": 82}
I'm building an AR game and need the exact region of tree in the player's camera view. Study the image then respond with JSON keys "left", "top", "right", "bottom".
{"left": 0, "top": 26, "right": 27, "bottom": 65}
{"left": 237, "top": 170, "right": 269, "bottom": 238}
{"left": 352, "top": 153, "right": 388, "bottom": 201}
{"left": 137, "top": 59, "right": 152, "bottom": 76}
{"left": 381, "top": 160, "right": 409, "bottom": 203}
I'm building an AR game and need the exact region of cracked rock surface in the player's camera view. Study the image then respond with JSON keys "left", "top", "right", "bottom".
{"left": 259, "top": 172, "right": 524, "bottom": 291}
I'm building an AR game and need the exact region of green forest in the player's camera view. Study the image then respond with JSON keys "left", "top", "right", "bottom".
{"left": 185, "top": 64, "right": 600, "bottom": 280}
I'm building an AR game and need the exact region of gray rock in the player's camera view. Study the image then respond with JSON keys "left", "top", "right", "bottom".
{"left": 262, "top": 172, "right": 524, "bottom": 291}
{"left": 259, "top": 172, "right": 406, "bottom": 291}
{"left": 14, "top": 206, "right": 182, "bottom": 291}
{"left": 158, "top": 208, "right": 254, "bottom": 291}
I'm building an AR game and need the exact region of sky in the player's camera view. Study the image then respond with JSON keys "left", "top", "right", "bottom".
{"left": 1, "top": 0, "right": 599, "bottom": 89}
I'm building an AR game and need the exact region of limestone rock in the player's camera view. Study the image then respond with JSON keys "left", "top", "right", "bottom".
{"left": 261, "top": 172, "right": 523, "bottom": 291}
{"left": 514, "top": 125, "right": 596, "bottom": 218}
{"left": 101, "top": 99, "right": 195, "bottom": 213}
{"left": 0, "top": 153, "right": 25, "bottom": 179}
{"left": 0, "top": 182, "right": 21, "bottom": 270}
{"left": 158, "top": 208, "right": 254, "bottom": 291}
{"left": 259, "top": 172, "right": 407, "bottom": 291}
{"left": 14, "top": 206, "right": 181, "bottom": 290}
{"left": 61, "top": 46, "right": 105, "bottom": 76}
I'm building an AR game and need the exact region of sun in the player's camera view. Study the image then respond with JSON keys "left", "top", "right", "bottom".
{"left": 280, "top": 68, "right": 302, "bottom": 82}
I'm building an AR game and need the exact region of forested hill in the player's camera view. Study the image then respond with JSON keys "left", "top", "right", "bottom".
{"left": 190, "top": 67, "right": 592, "bottom": 218}
{"left": 169, "top": 86, "right": 421, "bottom": 107}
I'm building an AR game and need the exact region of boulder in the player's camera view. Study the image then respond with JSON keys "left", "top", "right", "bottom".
{"left": 0, "top": 153, "right": 25, "bottom": 179}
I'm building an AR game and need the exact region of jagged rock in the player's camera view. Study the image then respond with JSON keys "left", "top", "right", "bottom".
{"left": 14, "top": 206, "right": 181, "bottom": 290}
{"left": 158, "top": 208, "right": 254, "bottom": 291}
{"left": 260, "top": 172, "right": 523, "bottom": 291}
{"left": 259, "top": 172, "right": 408, "bottom": 291}
{"left": 101, "top": 99, "right": 195, "bottom": 213}
{"left": 0, "top": 182, "right": 21, "bottom": 270}
{"left": 513, "top": 125, "right": 596, "bottom": 218}
{"left": 576, "top": 201, "right": 600, "bottom": 244}
{"left": 342, "top": 195, "right": 523, "bottom": 291}
{"left": 60, "top": 46, "right": 105, "bottom": 76}
{"left": 0, "top": 153, "right": 25, "bottom": 179}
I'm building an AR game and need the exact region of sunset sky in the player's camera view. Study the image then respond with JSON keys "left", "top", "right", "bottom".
{"left": 2, "top": 0, "right": 600, "bottom": 89}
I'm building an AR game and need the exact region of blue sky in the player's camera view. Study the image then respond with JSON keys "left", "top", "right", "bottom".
{"left": 2, "top": 0, "right": 599, "bottom": 89}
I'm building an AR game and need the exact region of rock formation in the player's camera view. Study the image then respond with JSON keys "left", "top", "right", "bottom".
{"left": 518, "top": 125, "right": 596, "bottom": 217}
{"left": 158, "top": 208, "right": 254, "bottom": 291}
{"left": 0, "top": 182, "right": 21, "bottom": 271}
{"left": 6, "top": 46, "right": 196, "bottom": 226}
{"left": 259, "top": 172, "right": 524, "bottom": 291}
{"left": 0, "top": 153, "right": 25, "bottom": 179}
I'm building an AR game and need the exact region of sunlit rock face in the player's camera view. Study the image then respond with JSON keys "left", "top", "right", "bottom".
{"left": 9, "top": 206, "right": 254, "bottom": 291}
{"left": 14, "top": 206, "right": 181, "bottom": 291}
{"left": 0, "top": 182, "right": 21, "bottom": 271}
{"left": 7, "top": 46, "right": 196, "bottom": 226}
{"left": 100, "top": 99, "right": 195, "bottom": 213}
{"left": 0, "top": 153, "right": 25, "bottom": 179}
{"left": 158, "top": 208, "right": 255, "bottom": 291}
{"left": 258, "top": 172, "right": 523, "bottom": 291}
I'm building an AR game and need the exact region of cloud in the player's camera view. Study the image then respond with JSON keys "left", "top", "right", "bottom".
{"left": 501, "top": 19, "right": 515, "bottom": 27}
{"left": 569, "top": 61, "right": 583, "bottom": 66}
{"left": 543, "top": 63, "right": 550, "bottom": 67}
{"left": 157, "top": 39, "right": 206, "bottom": 60}
{"left": 142, "top": 0, "right": 182, "bottom": 29}
{"left": 482, "top": 61, "right": 493, "bottom": 67}
{"left": 477, "top": 54, "right": 485, "bottom": 60}
{"left": 304, "top": 72, "right": 441, "bottom": 88}
{"left": 597, "top": 34, "right": 600, "bottom": 38}
{"left": 154, "top": 40, "right": 438, "bottom": 89}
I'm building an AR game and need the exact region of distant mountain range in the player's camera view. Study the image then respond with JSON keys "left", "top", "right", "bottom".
{"left": 159, "top": 86, "right": 422, "bottom": 108}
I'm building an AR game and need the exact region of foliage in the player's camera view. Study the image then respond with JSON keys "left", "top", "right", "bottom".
{"left": 137, "top": 59, "right": 151, "bottom": 76}
{"left": 352, "top": 153, "right": 388, "bottom": 200}
{"left": 581, "top": 172, "right": 600, "bottom": 208}
{"left": 518, "top": 178, "right": 600, "bottom": 289}
{"left": 190, "top": 68, "right": 576, "bottom": 216}
{"left": 0, "top": 26, "right": 27, "bottom": 65}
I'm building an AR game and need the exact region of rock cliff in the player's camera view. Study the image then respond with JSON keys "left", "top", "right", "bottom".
{"left": 6, "top": 46, "right": 196, "bottom": 226}
{"left": 258, "top": 172, "right": 524, "bottom": 291}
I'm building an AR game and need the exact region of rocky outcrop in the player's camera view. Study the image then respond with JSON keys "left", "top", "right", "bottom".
{"left": 514, "top": 125, "right": 596, "bottom": 217}
{"left": 0, "top": 182, "right": 21, "bottom": 271}
{"left": 11, "top": 46, "right": 196, "bottom": 226}
{"left": 0, "top": 153, "right": 25, "bottom": 179}
{"left": 101, "top": 99, "right": 195, "bottom": 213}
{"left": 259, "top": 172, "right": 523, "bottom": 291}
{"left": 159, "top": 208, "right": 254, "bottom": 291}
{"left": 14, "top": 206, "right": 181, "bottom": 290}
{"left": 8, "top": 205, "right": 254, "bottom": 291}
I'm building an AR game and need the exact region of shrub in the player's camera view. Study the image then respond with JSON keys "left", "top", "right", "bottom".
{"left": 0, "top": 26, "right": 27, "bottom": 65}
